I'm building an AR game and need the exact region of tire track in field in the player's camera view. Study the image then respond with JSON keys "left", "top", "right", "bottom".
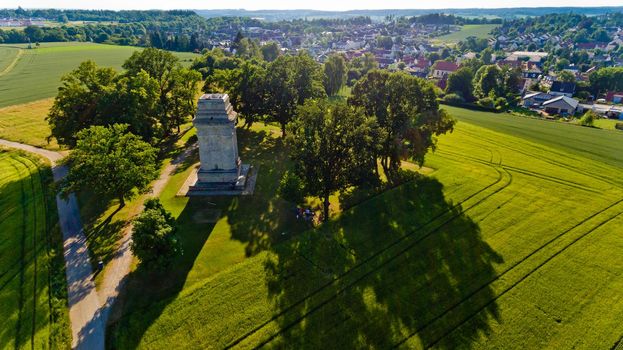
{"left": 252, "top": 133, "right": 623, "bottom": 348}
{"left": 8, "top": 154, "right": 49, "bottom": 349}
{"left": 397, "top": 200, "right": 623, "bottom": 348}
{"left": 0, "top": 48, "right": 23, "bottom": 77}
{"left": 8, "top": 156, "right": 28, "bottom": 350}
{"left": 223, "top": 162, "right": 509, "bottom": 348}
{"left": 18, "top": 154, "right": 42, "bottom": 349}
{"left": 227, "top": 165, "right": 514, "bottom": 349}
{"left": 436, "top": 149, "right": 601, "bottom": 193}
{"left": 456, "top": 128, "right": 621, "bottom": 187}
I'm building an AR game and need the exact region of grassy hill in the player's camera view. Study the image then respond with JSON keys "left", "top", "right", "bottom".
{"left": 108, "top": 110, "right": 623, "bottom": 348}
{"left": 431, "top": 24, "right": 498, "bottom": 44}
{"left": 0, "top": 42, "right": 198, "bottom": 108}
{"left": 0, "top": 149, "right": 70, "bottom": 349}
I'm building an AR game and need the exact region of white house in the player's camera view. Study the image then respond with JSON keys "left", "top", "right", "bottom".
{"left": 542, "top": 96, "right": 580, "bottom": 115}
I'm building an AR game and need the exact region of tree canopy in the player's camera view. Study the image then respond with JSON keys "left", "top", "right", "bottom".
{"left": 131, "top": 198, "right": 181, "bottom": 269}
{"left": 287, "top": 100, "right": 378, "bottom": 220}
{"left": 59, "top": 124, "right": 158, "bottom": 206}
{"left": 47, "top": 48, "right": 201, "bottom": 146}
{"left": 323, "top": 54, "right": 347, "bottom": 96}
{"left": 349, "top": 70, "right": 455, "bottom": 182}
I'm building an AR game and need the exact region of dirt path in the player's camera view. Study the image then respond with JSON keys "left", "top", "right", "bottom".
{"left": 0, "top": 139, "right": 104, "bottom": 350}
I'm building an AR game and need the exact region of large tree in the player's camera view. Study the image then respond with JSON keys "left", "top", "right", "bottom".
{"left": 47, "top": 60, "right": 118, "bottom": 146}
{"left": 287, "top": 100, "right": 376, "bottom": 221}
{"left": 131, "top": 198, "right": 181, "bottom": 269}
{"left": 473, "top": 64, "right": 504, "bottom": 99}
{"left": 123, "top": 48, "right": 202, "bottom": 137}
{"left": 264, "top": 52, "right": 325, "bottom": 136}
{"left": 48, "top": 49, "right": 201, "bottom": 146}
{"left": 446, "top": 67, "right": 475, "bottom": 101}
{"left": 260, "top": 41, "right": 281, "bottom": 62}
{"left": 206, "top": 61, "right": 268, "bottom": 128}
{"left": 323, "top": 54, "right": 347, "bottom": 96}
{"left": 59, "top": 124, "right": 158, "bottom": 207}
{"left": 349, "top": 70, "right": 455, "bottom": 182}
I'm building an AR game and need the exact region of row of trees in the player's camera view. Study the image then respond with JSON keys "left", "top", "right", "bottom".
{"left": 588, "top": 67, "right": 623, "bottom": 95}
{"left": 47, "top": 48, "right": 201, "bottom": 147}
{"left": 194, "top": 46, "right": 455, "bottom": 219}
{"left": 198, "top": 48, "right": 355, "bottom": 134}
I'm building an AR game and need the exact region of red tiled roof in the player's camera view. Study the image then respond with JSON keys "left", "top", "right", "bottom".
{"left": 433, "top": 61, "right": 459, "bottom": 72}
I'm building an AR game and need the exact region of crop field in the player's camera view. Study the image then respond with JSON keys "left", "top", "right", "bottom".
{"left": 432, "top": 24, "right": 499, "bottom": 44}
{"left": 0, "top": 99, "right": 57, "bottom": 150}
{"left": 0, "top": 42, "right": 198, "bottom": 108}
{"left": 0, "top": 149, "right": 70, "bottom": 349}
{"left": 108, "top": 109, "right": 623, "bottom": 348}
{"left": 444, "top": 106, "right": 623, "bottom": 168}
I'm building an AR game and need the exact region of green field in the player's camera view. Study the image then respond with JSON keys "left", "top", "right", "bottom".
{"left": 444, "top": 106, "right": 623, "bottom": 168}
{"left": 0, "top": 42, "right": 199, "bottom": 108}
{"left": 432, "top": 24, "right": 499, "bottom": 44}
{"left": 0, "top": 149, "right": 70, "bottom": 349}
{"left": 108, "top": 107, "right": 623, "bottom": 348}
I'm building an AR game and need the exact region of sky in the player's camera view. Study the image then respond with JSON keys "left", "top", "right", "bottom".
{"left": 3, "top": 0, "right": 623, "bottom": 11}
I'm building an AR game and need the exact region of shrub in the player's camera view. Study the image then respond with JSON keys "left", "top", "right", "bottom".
{"left": 477, "top": 97, "right": 495, "bottom": 108}
{"left": 579, "top": 110, "right": 597, "bottom": 127}
{"left": 443, "top": 93, "right": 464, "bottom": 104}
{"left": 575, "top": 91, "right": 592, "bottom": 101}
{"left": 494, "top": 97, "right": 509, "bottom": 111}
{"left": 278, "top": 170, "right": 305, "bottom": 204}
{"left": 130, "top": 198, "right": 181, "bottom": 269}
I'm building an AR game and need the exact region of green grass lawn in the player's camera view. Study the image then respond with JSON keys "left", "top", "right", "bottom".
{"left": 594, "top": 118, "right": 622, "bottom": 131}
{"left": 431, "top": 24, "right": 499, "bottom": 44}
{"left": 0, "top": 149, "right": 70, "bottom": 349}
{"left": 108, "top": 108, "right": 623, "bottom": 348}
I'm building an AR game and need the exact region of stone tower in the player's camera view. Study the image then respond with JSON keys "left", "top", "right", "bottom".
{"left": 188, "top": 93, "right": 253, "bottom": 194}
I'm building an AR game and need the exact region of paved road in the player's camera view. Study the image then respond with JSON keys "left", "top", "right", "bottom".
{"left": 0, "top": 139, "right": 104, "bottom": 350}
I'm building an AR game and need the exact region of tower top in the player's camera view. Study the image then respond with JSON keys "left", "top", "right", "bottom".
{"left": 195, "top": 93, "right": 237, "bottom": 123}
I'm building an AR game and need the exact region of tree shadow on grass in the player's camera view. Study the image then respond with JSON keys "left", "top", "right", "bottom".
{"left": 258, "top": 177, "right": 503, "bottom": 348}
{"left": 225, "top": 127, "right": 310, "bottom": 257}
{"left": 106, "top": 196, "right": 217, "bottom": 349}
{"left": 106, "top": 126, "right": 312, "bottom": 347}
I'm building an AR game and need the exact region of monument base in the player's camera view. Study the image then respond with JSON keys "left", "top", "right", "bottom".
{"left": 181, "top": 164, "right": 257, "bottom": 196}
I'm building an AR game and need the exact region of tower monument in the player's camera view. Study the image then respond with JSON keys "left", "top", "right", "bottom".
{"left": 187, "top": 93, "right": 254, "bottom": 195}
